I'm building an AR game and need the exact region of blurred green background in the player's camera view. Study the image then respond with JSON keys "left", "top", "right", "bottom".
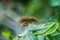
{"left": 0, "top": 0, "right": 60, "bottom": 40}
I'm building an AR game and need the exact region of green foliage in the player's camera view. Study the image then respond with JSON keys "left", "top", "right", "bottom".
{"left": 0, "top": 0, "right": 60, "bottom": 40}
{"left": 34, "top": 22, "right": 58, "bottom": 35}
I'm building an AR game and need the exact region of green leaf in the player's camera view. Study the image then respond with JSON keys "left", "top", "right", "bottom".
{"left": 46, "top": 31, "right": 60, "bottom": 40}
{"left": 50, "top": 0, "right": 60, "bottom": 6}
{"left": 34, "top": 22, "right": 58, "bottom": 35}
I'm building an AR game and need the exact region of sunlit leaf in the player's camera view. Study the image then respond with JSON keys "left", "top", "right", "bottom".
{"left": 34, "top": 22, "right": 58, "bottom": 35}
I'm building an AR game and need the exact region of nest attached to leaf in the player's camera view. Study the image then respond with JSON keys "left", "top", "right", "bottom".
{"left": 19, "top": 16, "right": 38, "bottom": 27}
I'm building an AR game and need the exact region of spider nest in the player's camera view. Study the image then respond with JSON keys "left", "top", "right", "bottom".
{"left": 19, "top": 16, "right": 38, "bottom": 27}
